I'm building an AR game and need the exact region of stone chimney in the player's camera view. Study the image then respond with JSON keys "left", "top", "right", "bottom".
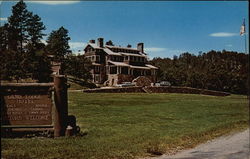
{"left": 89, "top": 39, "right": 95, "bottom": 43}
{"left": 137, "top": 43, "right": 144, "bottom": 53}
{"left": 127, "top": 44, "right": 132, "bottom": 48}
{"left": 97, "top": 38, "right": 104, "bottom": 47}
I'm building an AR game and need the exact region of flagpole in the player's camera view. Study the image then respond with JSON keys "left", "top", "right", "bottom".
{"left": 244, "top": 31, "right": 247, "bottom": 54}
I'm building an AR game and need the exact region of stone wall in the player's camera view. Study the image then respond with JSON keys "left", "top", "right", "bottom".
{"left": 144, "top": 86, "right": 230, "bottom": 96}
{"left": 132, "top": 76, "right": 152, "bottom": 87}
{"left": 83, "top": 87, "right": 145, "bottom": 93}
{"left": 83, "top": 86, "right": 230, "bottom": 96}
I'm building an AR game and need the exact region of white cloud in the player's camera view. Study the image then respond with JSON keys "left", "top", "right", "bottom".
{"left": 72, "top": 50, "right": 84, "bottom": 55}
{"left": 26, "top": 1, "right": 80, "bottom": 5}
{"left": 41, "top": 39, "right": 47, "bottom": 44}
{"left": 69, "top": 42, "right": 86, "bottom": 49}
{"left": 69, "top": 42, "right": 86, "bottom": 55}
{"left": 209, "top": 32, "right": 238, "bottom": 37}
{"left": 0, "top": 17, "right": 8, "bottom": 21}
{"left": 145, "top": 47, "right": 166, "bottom": 52}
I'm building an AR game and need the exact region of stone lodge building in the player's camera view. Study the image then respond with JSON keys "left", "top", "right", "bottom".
{"left": 83, "top": 38, "right": 158, "bottom": 86}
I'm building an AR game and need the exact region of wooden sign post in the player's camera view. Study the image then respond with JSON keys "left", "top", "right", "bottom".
{"left": 54, "top": 75, "right": 68, "bottom": 137}
{"left": 1, "top": 75, "right": 77, "bottom": 137}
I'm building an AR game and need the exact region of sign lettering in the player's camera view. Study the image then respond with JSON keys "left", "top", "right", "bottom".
{"left": 1, "top": 91, "right": 52, "bottom": 125}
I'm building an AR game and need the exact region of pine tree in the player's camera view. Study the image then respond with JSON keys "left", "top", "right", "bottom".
{"left": 25, "top": 12, "right": 46, "bottom": 80}
{"left": 0, "top": 24, "right": 9, "bottom": 52}
{"left": 26, "top": 13, "right": 46, "bottom": 49}
{"left": 8, "top": 0, "right": 30, "bottom": 52}
{"left": 46, "top": 26, "right": 71, "bottom": 61}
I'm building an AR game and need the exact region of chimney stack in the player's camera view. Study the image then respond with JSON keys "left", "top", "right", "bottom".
{"left": 97, "top": 38, "right": 104, "bottom": 48}
{"left": 89, "top": 39, "right": 95, "bottom": 43}
{"left": 137, "top": 43, "right": 144, "bottom": 53}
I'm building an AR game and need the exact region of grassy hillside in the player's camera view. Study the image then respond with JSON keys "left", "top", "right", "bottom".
{"left": 2, "top": 93, "right": 248, "bottom": 159}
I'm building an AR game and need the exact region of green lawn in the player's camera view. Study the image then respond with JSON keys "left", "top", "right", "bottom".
{"left": 1, "top": 93, "right": 249, "bottom": 159}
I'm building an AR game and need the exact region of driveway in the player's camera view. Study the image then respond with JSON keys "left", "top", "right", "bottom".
{"left": 153, "top": 129, "right": 249, "bottom": 159}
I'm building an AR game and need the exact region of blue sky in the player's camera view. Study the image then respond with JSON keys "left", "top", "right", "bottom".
{"left": 0, "top": 1, "right": 248, "bottom": 58}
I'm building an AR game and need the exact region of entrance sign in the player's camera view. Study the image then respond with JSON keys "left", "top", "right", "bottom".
{"left": 1, "top": 84, "right": 53, "bottom": 126}
{"left": 1, "top": 76, "right": 77, "bottom": 137}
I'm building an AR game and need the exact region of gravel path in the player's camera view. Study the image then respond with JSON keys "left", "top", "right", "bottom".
{"left": 154, "top": 129, "right": 249, "bottom": 159}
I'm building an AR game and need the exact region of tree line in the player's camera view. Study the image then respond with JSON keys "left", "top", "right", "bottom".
{"left": 150, "top": 50, "right": 249, "bottom": 94}
{"left": 0, "top": 0, "right": 91, "bottom": 82}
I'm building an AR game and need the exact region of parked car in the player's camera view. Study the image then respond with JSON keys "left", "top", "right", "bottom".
{"left": 155, "top": 81, "right": 171, "bottom": 87}
{"left": 117, "top": 82, "right": 136, "bottom": 87}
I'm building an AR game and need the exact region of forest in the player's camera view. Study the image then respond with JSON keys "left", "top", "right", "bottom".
{"left": 150, "top": 50, "right": 249, "bottom": 94}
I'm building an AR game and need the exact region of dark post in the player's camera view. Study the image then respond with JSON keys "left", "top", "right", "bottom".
{"left": 54, "top": 75, "right": 68, "bottom": 137}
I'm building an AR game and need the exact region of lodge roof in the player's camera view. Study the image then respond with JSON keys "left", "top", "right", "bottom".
{"left": 108, "top": 61, "right": 131, "bottom": 67}
{"left": 120, "top": 52, "right": 147, "bottom": 57}
{"left": 103, "top": 48, "right": 120, "bottom": 56}
{"left": 88, "top": 43, "right": 101, "bottom": 49}
{"left": 106, "top": 45, "right": 139, "bottom": 51}
{"left": 145, "top": 64, "right": 158, "bottom": 69}
{"left": 85, "top": 42, "right": 147, "bottom": 56}
{"left": 108, "top": 60, "right": 158, "bottom": 69}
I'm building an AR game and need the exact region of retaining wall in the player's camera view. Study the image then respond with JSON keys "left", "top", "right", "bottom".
{"left": 83, "top": 86, "right": 230, "bottom": 96}
{"left": 144, "top": 86, "right": 230, "bottom": 96}
{"left": 83, "top": 87, "right": 145, "bottom": 93}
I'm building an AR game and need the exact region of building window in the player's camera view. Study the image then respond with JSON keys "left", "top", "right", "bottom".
{"left": 131, "top": 56, "right": 134, "bottom": 61}
{"left": 95, "top": 66, "right": 100, "bottom": 72}
{"left": 139, "top": 57, "right": 142, "bottom": 62}
{"left": 121, "top": 67, "right": 128, "bottom": 75}
{"left": 96, "top": 55, "right": 100, "bottom": 62}
{"left": 110, "top": 66, "right": 117, "bottom": 74}
{"left": 125, "top": 56, "right": 128, "bottom": 61}
{"left": 135, "top": 56, "right": 138, "bottom": 62}
{"left": 146, "top": 70, "right": 151, "bottom": 76}
{"left": 95, "top": 75, "right": 100, "bottom": 83}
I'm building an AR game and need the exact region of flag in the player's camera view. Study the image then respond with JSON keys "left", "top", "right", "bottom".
{"left": 240, "top": 19, "right": 245, "bottom": 36}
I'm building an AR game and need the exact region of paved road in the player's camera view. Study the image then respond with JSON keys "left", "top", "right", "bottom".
{"left": 155, "top": 129, "right": 250, "bottom": 159}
